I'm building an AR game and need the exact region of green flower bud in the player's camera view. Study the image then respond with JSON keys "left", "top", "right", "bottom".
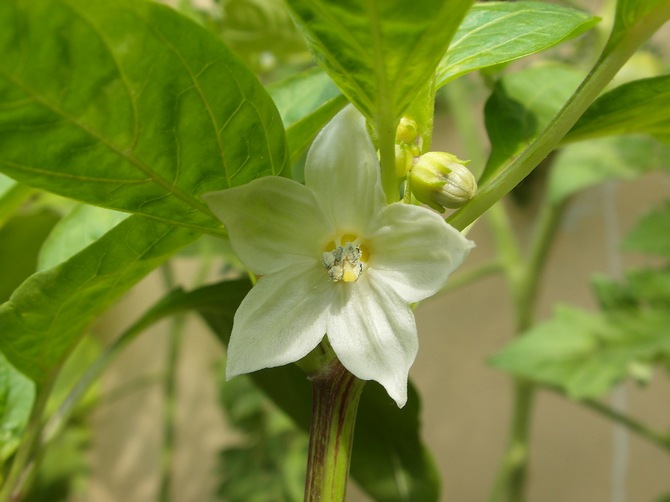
{"left": 396, "top": 116, "right": 419, "bottom": 145}
{"left": 409, "top": 152, "right": 477, "bottom": 211}
{"left": 395, "top": 144, "right": 415, "bottom": 179}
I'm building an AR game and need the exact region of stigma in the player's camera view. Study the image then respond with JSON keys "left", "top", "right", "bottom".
{"left": 322, "top": 242, "right": 364, "bottom": 283}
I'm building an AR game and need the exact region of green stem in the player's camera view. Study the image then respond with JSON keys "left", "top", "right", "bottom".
{"left": 0, "top": 184, "right": 35, "bottom": 229}
{"left": 0, "top": 379, "right": 54, "bottom": 502}
{"left": 158, "top": 265, "right": 184, "bottom": 502}
{"left": 304, "top": 360, "right": 365, "bottom": 502}
{"left": 378, "top": 114, "right": 400, "bottom": 203}
{"left": 447, "top": 9, "right": 670, "bottom": 233}
{"left": 488, "top": 199, "right": 568, "bottom": 502}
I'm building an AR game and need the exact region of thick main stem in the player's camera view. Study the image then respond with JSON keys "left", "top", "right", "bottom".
{"left": 304, "top": 360, "right": 365, "bottom": 502}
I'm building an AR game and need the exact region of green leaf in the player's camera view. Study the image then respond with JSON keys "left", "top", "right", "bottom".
{"left": 0, "top": 210, "right": 61, "bottom": 303}
{"left": 0, "top": 0, "right": 288, "bottom": 235}
{"left": 284, "top": 0, "right": 472, "bottom": 124}
{"left": 436, "top": 1, "right": 598, "bottom": 87}
{"left": 0, "top": 216, "right": 199, "bottom": 383}
{"left": 267, "top": 68, "right": 347, "bottom": 163}
{"left": 482, "top": 65, "right": 583, "bottom": 183}
{"left": 490, "top": 305, "right": 670, "bottom": 399}
{"left": 567, "top": 75, "right": 670, "bottom": 143}
{"left": 0, "top": 352, "right": 35, "bottom": 463}
{"left": 37, "top": 204, "right": 128, "bottom": 271}
{"left": 0, "top": 174, "right": 35, "bottom": 230}
{"left": 622, "top": 201, "right": 670, "bottom": 258}
{"left": 548, "top": 135, "right": 670, "bottom": 203}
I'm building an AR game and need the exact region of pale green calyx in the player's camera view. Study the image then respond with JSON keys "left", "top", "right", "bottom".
{"left": 409, "top": 152, "right": 477, "bottom": 211}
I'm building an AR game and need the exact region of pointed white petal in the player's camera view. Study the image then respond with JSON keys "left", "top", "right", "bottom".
{"left": 304, "top": 105, "right": 385, "bottom": 233}
{"left": 366, "top": 203, "right": 474, "bottom": 303}
{"left": 326, "top": 277, "right": 417, "bottom": 407}
{"left": 204, "top": 176, "right": 333, "bottom": 275}
{"left": 226, "top": 263, "right": 334, "bottom": 379}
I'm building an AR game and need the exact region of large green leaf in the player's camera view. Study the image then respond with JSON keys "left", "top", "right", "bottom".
{"left": 284, "top": 0, "right": 471, "bottom": 125}
{"left": 490, "top": 305, "right": 670, "bottom": 399}
{"left": 482, "top": 65, "right": 583, "bottom": 183}
{"left": 436, "top": 1, "right": 598, "bottom": 88}
{"left": 0, "top": 0, "right": 288, "bottom": 235}
{"left": 0, "top": 216, "right": 198, "bottom": 383}
{"left": 0, "top": 352, "right": 35, "bottom": 463}
{"left": 548, "top": 135, "right": 670, "bottom": 203}
{"left": 566, "top": 75, "right": 670, "bottom": 144}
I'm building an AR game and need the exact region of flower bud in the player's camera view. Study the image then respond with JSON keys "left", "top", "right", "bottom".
{"left": 395, "top": 144, "right": 415, "bottom": 178}
{"left": 409, "top": 152, "right": 477, "bottom": 211}
{"left": 396, "top": 117, "right": 419, "bottom": 145}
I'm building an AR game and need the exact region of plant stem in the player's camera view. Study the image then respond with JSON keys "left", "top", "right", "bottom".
{"left": 304, "top": 360, "right": 365, "bottom": 502}
{"left": 378, "top": 114, "right": 400, "bottom": 203}
{"left": 158, "top": 265, "right": 184, "bottom": 502}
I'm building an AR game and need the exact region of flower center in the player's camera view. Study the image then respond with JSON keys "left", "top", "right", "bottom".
{"left": 322, "top": 236, "right": 368, "bottom": 283}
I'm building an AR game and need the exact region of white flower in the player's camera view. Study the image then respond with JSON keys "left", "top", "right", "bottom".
{"left": 204, "top": 106, "right": 474, "bottom": 407}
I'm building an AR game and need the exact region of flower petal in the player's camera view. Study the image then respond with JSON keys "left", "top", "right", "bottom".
{"left": 366, "top": 203, "right": 474, "bottom": 303}
{"left": 304, "top": 105, "right": 385, "bottom": 233}
{"left": 204, "top": 176, "right": 333, "bottom": 275}
{"left": 326, "top": 277, "right": 418, "bottom": 407}
{"left": 226, "top": 263, "right": 334, "bottom": 379}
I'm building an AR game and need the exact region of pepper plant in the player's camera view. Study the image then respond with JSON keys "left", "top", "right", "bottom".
{"left": 1, "top": 0, "right": 670, "bottom": 501}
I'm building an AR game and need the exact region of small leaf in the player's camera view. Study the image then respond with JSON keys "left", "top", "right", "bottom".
{"left": 622, "top": 202, "right": 670, "bottom": 258}
{"left": 0, "top": 216, "right": 199, "bottom": 383}
{"left": 437, "top": 1, "right": 598, "bottom": 87}
{"left": 490, "top": 305, "right": 670, "bottom": 399}
{"left": 284, "top": 0, "right": 472, "bottom": 124}
{"left": 0, "top": 0, "right": 288, "bottom": 234}
{"left": 0, "top": 352, "right": 35, "bottom": 463}
{"left": 567, "top": 75, "right": 670, "bottom": 143}
{"left": 267, "top": 68, "right": 347, "bottom": 163}
{"left": 482, "top": 65, "right": 583, "bottom": 183}
{"left": 37, "top": 205, "right": 128, "bottom": 271}
{"left": 548, "top": 135, "right": 670, "bottom": 203}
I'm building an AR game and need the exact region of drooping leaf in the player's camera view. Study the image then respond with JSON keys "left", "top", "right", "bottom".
{"left": 548, "top": 135, "right": 670, "bottom": 203}
{"left": 0, "top": 352, "right": 35, "bottom": 463}
{"left": 437, "top": 1, "right": 598, "bottom": 87}
{"left": 567, "top": 75, "right": 670, "bottom": 144}
{"left": 490, "top": 305, "right": 670, "bottom": 399}
{"left": 622, "top": 202, "right": 670, "bottom": 258}
{"left": 0, "top": 210, "right": 61, "bottom": 303}
{"left": 0, "top": 0, "right": 288, "bottom": 235}
{"left": 482, "top": 65, "right": 583, "bottom": 183}
{"left": 267, "top": 68, "right": 347, "bottom": 163}
{"left": 0, "top": 216, "right": 198, "bottom": 383}
{"left": 37, "top": 205, "right": 128, "bottom": 271}
{"left": 284, "top": 0, "right": 472, "bottom": 125}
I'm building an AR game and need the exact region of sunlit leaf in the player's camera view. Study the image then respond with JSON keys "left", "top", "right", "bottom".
{"left": 0, "top": 0, "right": 288, "bottom": 235}
{"left": 0, "top": 216, "right": 198, "bottom": 383}
{"left": 548, "top": 135, "right": 670, "bottom": 203}
{"left": 284, "top": 0, "right": 472, "bottom": 125}
{"left": 0, "top": 352, "right": 35, "bottom": 463}
{"left": 567, "top": 75, "right": 670, "bottom": 144}
{"left": 437, "top": 1, "right": 598, "bottom": 87}
{"left": 490, "top": 305, "right": 670, "bottom": 399}
{"left": 37, "top": 205, "right": 128, "bottom": 271}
